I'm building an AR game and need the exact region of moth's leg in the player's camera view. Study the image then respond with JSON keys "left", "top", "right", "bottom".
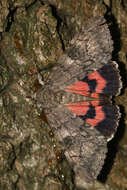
{"left": 34, "top": 61, "right": 55, "bottom": 85}
{"left": 37, "top": 73, "right": 44, "bottom": 86}
{"left": 32, "top": 61, "right": 45, "bottom": 86}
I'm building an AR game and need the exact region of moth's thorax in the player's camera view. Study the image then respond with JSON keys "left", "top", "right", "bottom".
{"left": 36, "top": 87, "right": 95, "bottom": 107}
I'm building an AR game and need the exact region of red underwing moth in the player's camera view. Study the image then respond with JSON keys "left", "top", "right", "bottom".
{"left": 35, "top": 16, "right": 122, "bottom": 185}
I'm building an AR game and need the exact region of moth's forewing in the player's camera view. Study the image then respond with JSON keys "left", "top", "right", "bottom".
{"left": 47, "top": 16, "right": 113, "bottom": 92}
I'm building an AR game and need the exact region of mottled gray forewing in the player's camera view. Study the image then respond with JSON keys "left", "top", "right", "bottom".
{"left": 48, "top": 16, "right": 113, "bottom": 91}
{"left": 45, "top": 106, "right": 107, "bottom": 184}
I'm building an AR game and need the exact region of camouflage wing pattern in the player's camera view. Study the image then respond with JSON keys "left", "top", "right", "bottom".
{"left": 44, "top": 106, "right": 107, "bottom": 184}
{"left": 36, "top": 16, "right": 122, "bottom": 184}
{"left": 47, "top": 16, "right": 113, "bottom": 91}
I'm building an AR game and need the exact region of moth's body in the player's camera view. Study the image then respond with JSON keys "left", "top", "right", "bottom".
{"left": 35, "top": 16, "right": 122, "bottom": 186}
{"left": 36, "top": 87, "right": 103, "bottom": 107}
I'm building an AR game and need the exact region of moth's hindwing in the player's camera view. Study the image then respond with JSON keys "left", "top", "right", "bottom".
{"left": 65, "top": 61, "right": 122, "bottom": 140}
{"left": 65, "top": 62, "right": 122, "bottom": 97}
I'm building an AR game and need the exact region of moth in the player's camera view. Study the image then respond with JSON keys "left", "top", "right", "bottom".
{"left": 35, "top": 16, "right": 122, "bottom": 185}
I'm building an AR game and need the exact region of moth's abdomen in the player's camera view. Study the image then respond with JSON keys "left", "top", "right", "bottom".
{"left": 59, "top": 91, "right": 89, "bottom": 104}
{"left": 36, "top": 87, "right": 89, "bottom": 107}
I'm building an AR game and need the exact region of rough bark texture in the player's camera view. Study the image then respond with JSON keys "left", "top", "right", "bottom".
{"left": 0, "top": 0, "right": 127, "bottom": 190}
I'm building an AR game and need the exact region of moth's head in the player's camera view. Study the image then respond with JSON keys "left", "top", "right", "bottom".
{"left": 33, "top": 86, "right": 55, "bottom": 109}
{"left": 33, "top": 86, "right": 45, "bottom": 103}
